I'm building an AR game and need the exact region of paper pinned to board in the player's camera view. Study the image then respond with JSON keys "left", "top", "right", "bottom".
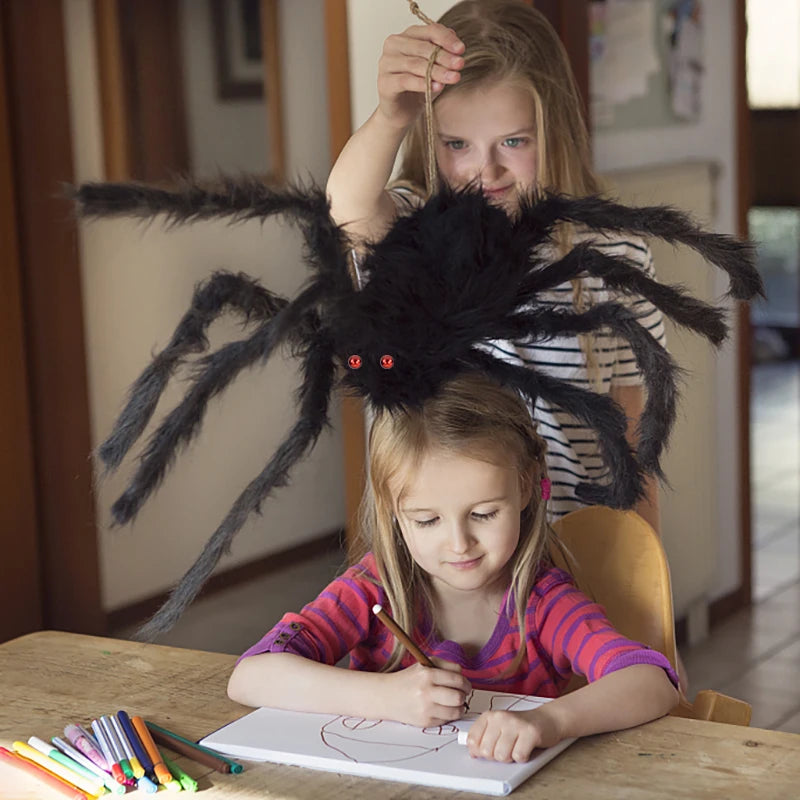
{"left": 200, "top": 689, "right": 576, "bottom": 796}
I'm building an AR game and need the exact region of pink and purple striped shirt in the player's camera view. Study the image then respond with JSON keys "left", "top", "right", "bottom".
{"left": 239, "top": 553, "right": 678, "bottom": 695}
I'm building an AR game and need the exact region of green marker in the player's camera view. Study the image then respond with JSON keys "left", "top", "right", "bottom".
{"left": 164, "top": 755, "right": 198, "bottom": 792}
{"left": 26, "top": 737, "right": 105, "bottom": 794}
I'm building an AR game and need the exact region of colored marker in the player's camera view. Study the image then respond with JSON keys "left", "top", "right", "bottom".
{"left": 146, "top": 720, "right": 243, "bottom": 773}
{"left": 52, "top": 736, "right": 126, "bottom": 795}
{"left": 131, "top": 714, "right": 176, "bottom": 786}
{"left": 117, "top": 709, "right": 153, "bottom": 774}
{"left": 372, "top": 604, "right": 435, "bottom": 666}
{"left": 64, "top": 723, "right": 109, "bottom": 772}
{"left": 101, "top": 715, "right": 134, "bottom": 780}
{"left": 27, "top": 736, "right": 105, "bottom": 793}
{"left": 164, "top": 755, "right": 198, "bottom": 792}
{"left": 109, "top": 713, "right": 145, "bottom": 778}
{"left": 0, "top": 746, "right": 89, "bottom": 800}
{"left": 138, "top": 774, "right": 159, "bottom": 793}
{"left": 91, "top": 718, "right": 126, "bottom": 785}
{"left": 11, "top": 740, "right": 101, "bottom": 796}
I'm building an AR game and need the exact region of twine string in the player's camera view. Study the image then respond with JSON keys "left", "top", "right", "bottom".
{"left": 407, "top": 1, "right": 439, "bottom": 196}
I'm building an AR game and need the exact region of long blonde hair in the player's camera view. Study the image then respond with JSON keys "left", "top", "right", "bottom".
{"left": 356, "top": 373, "right": 552, "bottom": 671}
{"left": 398, "top": 0, "right": 598, "bottom": 197}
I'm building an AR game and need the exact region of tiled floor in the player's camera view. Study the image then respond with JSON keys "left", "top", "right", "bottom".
{"left": 695, "top": 358, "right": 800, "bottom": 732}
{"left": 751, "top": 361, "right": 800, "bottom": 599}
{"left": 115, "top": 360, "right": 800, "bottom": 732}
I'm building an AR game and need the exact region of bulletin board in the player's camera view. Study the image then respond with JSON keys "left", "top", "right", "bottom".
{"left": 590, "top": 0, "right": 703, "bottom": 131}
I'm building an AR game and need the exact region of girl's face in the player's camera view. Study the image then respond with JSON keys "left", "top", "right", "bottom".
{"left": 433, "top": 81, "right": 538, "bottom": 213}
{"left": 393, "top": 447, "right": 530, "bottom": 603}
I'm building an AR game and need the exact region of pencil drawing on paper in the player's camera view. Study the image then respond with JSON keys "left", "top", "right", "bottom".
{"left": 317, "top": 693, "right": 547, "bottom": 764}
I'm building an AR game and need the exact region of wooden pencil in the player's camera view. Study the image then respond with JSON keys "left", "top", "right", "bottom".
{"left": 372, "top": 604, "right": 434, "bottom": 667}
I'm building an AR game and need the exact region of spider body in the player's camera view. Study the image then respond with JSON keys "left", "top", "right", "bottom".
{"left": 74, "top": 177, "right": 761, "bottom": 636}
{"left": 337, "top": 191, "right": 522, "bottom": 409}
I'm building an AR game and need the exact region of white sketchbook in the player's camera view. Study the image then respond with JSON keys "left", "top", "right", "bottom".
{"left": 200, "top": 690, "right": 576, "bottom": 796}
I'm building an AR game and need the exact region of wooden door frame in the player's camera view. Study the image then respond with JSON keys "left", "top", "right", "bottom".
{"left": 95, "top": 0, "right": 285, "bottom": 184}
{"left": 732, "top": 0, "right": 753, "bottom": 614}
{"left": 1, "top": 2, "right": 104, "bottom": 637}
{"left": 0, "top": 6, "right": 42, "bottom": 643}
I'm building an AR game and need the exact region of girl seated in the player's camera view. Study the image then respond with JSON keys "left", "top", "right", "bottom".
{"left": 228, "top": 374, "right": 678, "bottom": 763}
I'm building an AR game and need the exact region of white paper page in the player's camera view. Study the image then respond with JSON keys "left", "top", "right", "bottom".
{"left": 201, "top": 690, "right": 576, "bottom": 797}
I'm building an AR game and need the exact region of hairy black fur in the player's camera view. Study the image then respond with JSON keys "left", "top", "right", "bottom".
{"left": 73, "top": 179, "right": 762, "bottom": 637}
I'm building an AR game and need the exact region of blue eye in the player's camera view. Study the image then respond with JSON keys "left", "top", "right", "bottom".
{"left": 503, "top": 137, "right": 526, "bottom": 148}
{"left": 445, "top": 140, "right": 466, "bottom": 151}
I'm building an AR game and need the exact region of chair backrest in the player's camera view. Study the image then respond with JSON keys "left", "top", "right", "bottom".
{"left": 549, "top": 506, "right": 751, "bottom": 726}
{"left": 550, "top": 506, "right": 678, "bottom": 673}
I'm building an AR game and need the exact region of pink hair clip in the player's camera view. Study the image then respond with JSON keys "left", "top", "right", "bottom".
{"left": 540, "top": 478, "right": 551, "bottom": 501}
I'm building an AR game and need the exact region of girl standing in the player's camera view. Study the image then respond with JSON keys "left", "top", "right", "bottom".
{"left": 228, "top": 374, "right": 678, "bottom": 763}
{"left": 326, "top": 0, "right": 665, "bottom": 530}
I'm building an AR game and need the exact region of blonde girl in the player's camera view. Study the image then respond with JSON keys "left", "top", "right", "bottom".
{"left": 326, "top": 0, "right": 666, "bottom": 532}
{"left": 228, "top": 374, "right": 678, "bottom": 764}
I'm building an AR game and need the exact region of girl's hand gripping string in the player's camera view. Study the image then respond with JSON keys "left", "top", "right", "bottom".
{"left": 377, "top": 22, "right": 464, "bottom": 130}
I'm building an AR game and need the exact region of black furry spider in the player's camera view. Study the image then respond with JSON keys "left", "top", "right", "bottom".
{"left": 74, "top": 177, "right": 761, "bottom": 637}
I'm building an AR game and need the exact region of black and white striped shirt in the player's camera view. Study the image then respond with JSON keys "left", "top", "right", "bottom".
{"left": 485, "top": 235, "right": 665, "bottom": 519}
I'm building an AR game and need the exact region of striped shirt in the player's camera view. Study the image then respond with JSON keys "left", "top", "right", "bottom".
{"left": 239, "top": 553, "right": 678, "bottom": 695}
{"left": 387, "top": 187, "right": 667, "bottom": 520}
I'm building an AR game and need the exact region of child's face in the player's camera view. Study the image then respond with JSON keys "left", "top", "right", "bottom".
{"left": 393, "top": 447, "right": 530, "bottom": 602}
{"left": 433, "top": 81, "right": 538, "bottom": 213}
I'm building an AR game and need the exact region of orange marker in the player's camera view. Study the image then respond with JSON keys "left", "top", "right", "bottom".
{"left": 0, "top": 745, "right": 90, "bottom": 800}
{"left": 132, "top": 714, "right": 175, "bottom": 786}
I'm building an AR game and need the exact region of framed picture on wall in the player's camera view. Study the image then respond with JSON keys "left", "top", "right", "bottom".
{"left": 211, "top": 0, "right": 273, "bottom": 99}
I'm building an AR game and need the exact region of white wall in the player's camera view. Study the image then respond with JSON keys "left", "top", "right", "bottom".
{"left": 179, "top": 0, "right": 270, "bottom": 177}
{"left": 64, "top": 0, "right": 343, "bottom": 612}
{"left": 593, "top": 0, "right": 741, "bottom": 602}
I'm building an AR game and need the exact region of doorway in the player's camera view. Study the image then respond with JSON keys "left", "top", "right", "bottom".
{"left": 746, "top": 0, "right": 800, "bottom": 600}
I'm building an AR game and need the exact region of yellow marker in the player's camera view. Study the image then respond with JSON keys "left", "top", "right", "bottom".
{"left": 12, "top": 740, "right": 103, "bottom": 796}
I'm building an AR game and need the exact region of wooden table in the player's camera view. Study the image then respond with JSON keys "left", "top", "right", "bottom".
{"left": 1, "top": 631, "right": 799, "bottom": 799}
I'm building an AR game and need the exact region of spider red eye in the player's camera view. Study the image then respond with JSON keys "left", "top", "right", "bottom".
{"left": 348, "top": 355, "right": 362, "bottom": 369}
{"left": 380, "top": 355, "right": 394, "bottom": 370}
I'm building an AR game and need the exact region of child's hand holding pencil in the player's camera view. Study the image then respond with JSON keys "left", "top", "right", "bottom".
{"left": 372, "top": 605, "right": 472, "bottom": 728}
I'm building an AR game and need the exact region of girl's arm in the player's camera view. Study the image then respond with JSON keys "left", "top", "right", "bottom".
{"left": 466, "top": 663, "right": 677, "bottom": 763}
{"left": 326, "top": 23, "right": 464, "bottom": 243}
{"left": 609, "top": 383, "right": 660, "bottom": 534}
{"left": 227, "top": 652, "right": 471, "bottom": 728}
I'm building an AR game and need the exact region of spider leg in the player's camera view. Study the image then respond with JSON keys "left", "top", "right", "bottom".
{"left": 467, "top": 349, "right": 643, "bottom": 508}
{"left": 74, "top": 177, "right": 354, "bottom": 297}
{"left": 135, "top": 328, "right": 337, "bottom": 639}
{"left": 100, "top": 271, "right": 288, "bottom": 471}
{"left": 518, "top": 243, "right": 728, "bottom": 344}
{"left": 506, "top": 303, "right": 679, "bottom": 479}
{"left": 75, "top": 176, "right": 325, "bottom": 228}
{"left": 110, "top": 282, "right": 326, "bottom": 525}
{"left": 519, "top": 193, "right": 763, "bottom": 300}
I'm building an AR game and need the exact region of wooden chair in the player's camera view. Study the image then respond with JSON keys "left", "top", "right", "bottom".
{"left": 550, "top": 506, "right": 752, "bottom": 726}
